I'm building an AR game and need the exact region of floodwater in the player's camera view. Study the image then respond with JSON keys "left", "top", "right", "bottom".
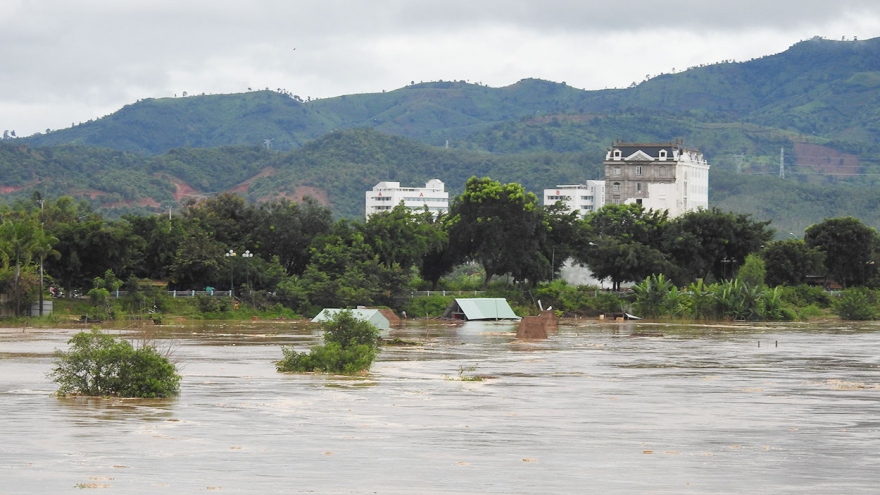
{"left": 2, "top": 319, "right": 880, "bottom": 494}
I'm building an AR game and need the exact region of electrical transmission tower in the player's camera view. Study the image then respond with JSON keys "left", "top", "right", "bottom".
{"left": 734, "top": 153, "right": 744, "bottom": 174}
{"left": 779, "top": 147, "right": 785, "bottom": 179}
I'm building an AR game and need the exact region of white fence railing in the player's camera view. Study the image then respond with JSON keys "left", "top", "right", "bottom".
{"left": 77, "top": 289, "right": 481, "bottom": 299}
{"left": 409, "top": 290, "right": 486, "bottom": 298}
{"left": 93, "top": 290, "right": 236, "bottom": 298}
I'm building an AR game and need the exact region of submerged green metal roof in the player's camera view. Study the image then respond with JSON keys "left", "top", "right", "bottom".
{"left": 311, "top": 309, "right": 390, "bottom": 330}
{"left": 453, "top": 298, "right": 519, "bottom": 320}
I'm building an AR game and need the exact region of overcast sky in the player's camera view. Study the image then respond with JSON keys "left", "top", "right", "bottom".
{"left": 3, "top": 0, "right": 880, "bottom": 136}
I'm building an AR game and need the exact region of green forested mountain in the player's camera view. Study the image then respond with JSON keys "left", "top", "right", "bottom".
{"left": 3, "top": 36, "right": 880, "bottom": 234}
{"left": 21, "top": 36, "right": 880, "bottom": 154}
{"left": 3, "top": 128, "right": 879, "bottom": 237}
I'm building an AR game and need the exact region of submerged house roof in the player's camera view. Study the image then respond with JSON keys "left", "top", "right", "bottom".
{"left": 311, "top": 308, "right": 391, "bottom": 330}
{"left": 443, "top": 298, "right": 520, "bottom": 321}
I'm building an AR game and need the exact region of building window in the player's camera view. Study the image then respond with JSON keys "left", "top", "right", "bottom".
{"left": 636, "top": 199, "right": 643, "bottom": 205}
{"left": 636, "top": 182, "right": 642, "bottom": 192}
{"left": 613, "top": 167, "right": 621, "bottom": 176}
{"left": 613, "top": 150, "right": 621, "bottom": 160}
{"left": 659, "top": 149, "right": 668, "bottom": 160}
{"left": 613, "top": 182, "right": 620, "bottom": 192}
{"left": 635, "top": 166, "right": 643, "bottom": 176}
{"left": 660, "top": 166, "right": 667, "bottom": 177}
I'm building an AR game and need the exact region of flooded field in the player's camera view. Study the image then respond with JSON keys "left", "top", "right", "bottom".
{"left": 2, "top": 319, "right": 880, "bottom": 494}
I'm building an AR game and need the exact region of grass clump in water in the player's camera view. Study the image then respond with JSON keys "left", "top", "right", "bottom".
{"left": 445, "top": 363, "right": 483, "bottom": 382}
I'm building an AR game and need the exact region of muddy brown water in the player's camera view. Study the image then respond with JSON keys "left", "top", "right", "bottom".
{"left": 2, "top": 320, "right": 880, "bottom": 494}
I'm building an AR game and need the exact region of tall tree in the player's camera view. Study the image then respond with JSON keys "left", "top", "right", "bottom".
{"left": 446, "top": 177, "right": 547, "bottom": 287}
{"left": 805, "top": 217, "right": 879, "bottom": 288}
{"left": 360, "top": 203, "right": 446, "bottom": 272}
{"left": 538, "top": 202, "right": 585, "bottom": 283}
{"left": 168, "top": 223, "right": 227, "bottom": 290}
{"left": 181, "top": 193, "right": 256, "bottom": 249}
{"left": 301, "top": 220, "right": 408, "bottom": 310}
{"left": 251, "top": 197, "right": 333, "bottom": 276}
{"left": 577, "top": 203, "right": 670, "bottom": 290}
{"left": 45, "top": 217, "right": 142, "bottom": 292}
{"left": 585, "top": 203, "right": 668, "bottom": 247}
{"left": 580, "top": 237, "right": 672, "bottom": 291}
{"left": 662, "top": 207, "right": 774, "bottom": 284}
{"left": 761, "top": 239, "right": 825, "bottom": 287}
{"left": 124, "top": 214, "right": 186, "bottom": 280}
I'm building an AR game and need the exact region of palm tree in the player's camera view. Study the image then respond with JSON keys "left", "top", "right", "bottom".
{"left": 0, "top": 216, "right": 48, "bottom": 316}
{"left": 32, "top": 229, "right": 60, "bottom": 316}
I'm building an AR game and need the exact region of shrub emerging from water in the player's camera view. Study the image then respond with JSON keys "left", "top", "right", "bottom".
{"left": 277, "top": 309, "right": 380, "bottom": 374}
{"left": 49, "top": 329, "right": 180, "bottom": 398}
{"left": 833, "top": 288, "right": 878, "bottom": 320}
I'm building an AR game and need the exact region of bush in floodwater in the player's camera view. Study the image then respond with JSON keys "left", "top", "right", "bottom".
{"left": 780, "top": 284, "right": 832, "bottom": 308}
{"left": 49, "top": 329, "right": 180, "bottom": 398}
{"left": 796, "top": 303, "right": 824, "bottom": 320}
{"left": 832, "top": 288, "right": 878, "bottom": 320}
{"left": 277, "top": 309, "right": 380, "bottom": 374}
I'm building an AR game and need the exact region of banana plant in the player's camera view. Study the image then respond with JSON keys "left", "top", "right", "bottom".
{"left": 633, "top": 273, "right": 674, "bottom": 318}
{"left": 759, "top": 286, "right": 786, "bottom": 321}
{"left": 685, "top": 279, "right": 714, "bottom": 319}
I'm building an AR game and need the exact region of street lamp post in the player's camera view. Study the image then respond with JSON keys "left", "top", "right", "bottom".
{"left": 242, "top": 250, "right": 254, "bottom": 296}
{"left": 225, "top": 249, "right": 236, "bottom": 297}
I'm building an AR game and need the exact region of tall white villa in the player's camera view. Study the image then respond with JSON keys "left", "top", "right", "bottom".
{"left": 543, "top": 180, "right": 606, "bottom": 217}
{"left": 365, "top": 179, "right": 449, "bottom": 219}
{"left": 603, "top": 141, "right": 709, "bottom": 217}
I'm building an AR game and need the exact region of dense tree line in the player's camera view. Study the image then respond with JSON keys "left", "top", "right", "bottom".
{"left": 1, "top": 179, "right": 878, "bottom": 318}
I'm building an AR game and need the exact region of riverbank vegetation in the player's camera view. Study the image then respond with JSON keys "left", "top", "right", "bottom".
{"left": 1, "top": 179, "right": 879, "bottom": 324}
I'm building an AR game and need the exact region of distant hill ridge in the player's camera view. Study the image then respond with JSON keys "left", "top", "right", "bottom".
{"left": 1, "top": 36, "right": 879, "bottom": 235}
{"left": 20, "top": 36, "right": 880, "bottom": 154}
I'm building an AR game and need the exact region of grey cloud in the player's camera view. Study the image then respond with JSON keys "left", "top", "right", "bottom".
{"left": 391, "top": 0, "right": 880, "bottom": 33}
{"left": 1, "top": 0, "right": 879, "bottom": 134}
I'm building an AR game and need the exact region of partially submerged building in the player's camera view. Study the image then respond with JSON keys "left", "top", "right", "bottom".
{"left": 442, "top": 298, "right": 520, "bottom": 321}
{"left": 311, "top": 308, "right": 392, "bottom": 331}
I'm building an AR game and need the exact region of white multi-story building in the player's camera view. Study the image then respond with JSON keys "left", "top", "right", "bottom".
{"left": 543, "top": 180, "right": 606, "bottom": 217}
{"left": 603, "top": 141, "right": 709, "bottom": 217}
{"left": 365, "top": 179, "right": 449, "bottom": 219}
